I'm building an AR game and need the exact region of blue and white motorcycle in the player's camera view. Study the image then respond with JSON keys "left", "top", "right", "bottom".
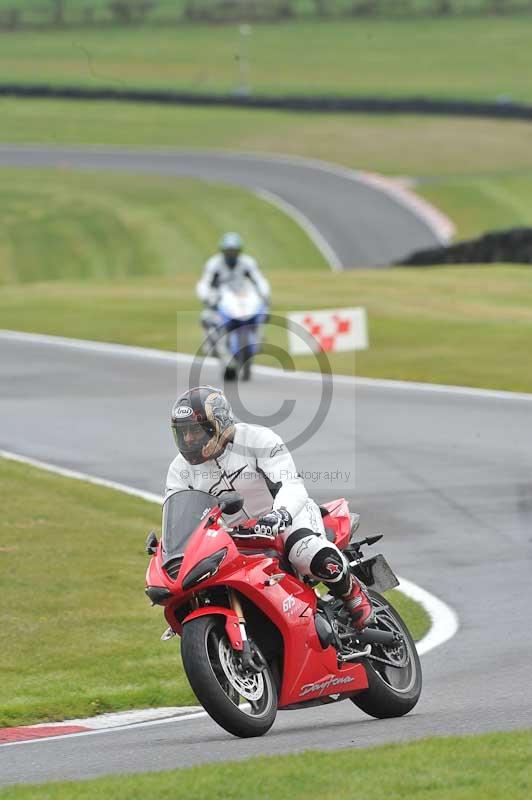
{"left": 202, "top": 283, "right": 268, "bottom": 381}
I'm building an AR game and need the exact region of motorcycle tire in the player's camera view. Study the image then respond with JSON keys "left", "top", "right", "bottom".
{"left": 351, "top": 590, "right": 422, "bottom": 718}
{"left": 236, "top": 329, "right": 252, "bottom": 382}
{"left": 181, "top": 615, "right": 277, "bottom": 738}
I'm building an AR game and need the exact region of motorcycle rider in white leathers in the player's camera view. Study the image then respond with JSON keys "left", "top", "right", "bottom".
{"left": 197, "top": 233, "right": 270, "bottom": 350}
{"left": 166, "top": 386, "right": 374, "bottom": 630}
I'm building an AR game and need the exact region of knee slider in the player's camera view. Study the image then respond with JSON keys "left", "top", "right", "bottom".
{"left": 309, "top": 547, "right": 347, "bottom": 584}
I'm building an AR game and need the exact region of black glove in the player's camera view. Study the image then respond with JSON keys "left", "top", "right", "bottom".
{"left": 254, "top": 508, "right": 292, "bottom": 537}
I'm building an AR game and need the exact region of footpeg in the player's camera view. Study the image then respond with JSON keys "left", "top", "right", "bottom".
{"left": 338, "top": 645, "right": 371, "bottom": 662}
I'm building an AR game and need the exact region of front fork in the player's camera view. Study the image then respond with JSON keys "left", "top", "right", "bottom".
{"left": 229, "top": 589, "right": 266, "bottom": 673}
{"left": 229, "top": 589, "right": 252, "bottom": 668}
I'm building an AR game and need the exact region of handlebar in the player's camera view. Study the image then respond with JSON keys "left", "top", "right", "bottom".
{"left": 227, "top": 519, "right": 278, "bottom": 542}
{"left": 231, "top": 518, "right": 257, "bottom": 530}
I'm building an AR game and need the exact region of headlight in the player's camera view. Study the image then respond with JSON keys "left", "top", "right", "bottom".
{"left": 145, "top": 586, "right": 172, "bottom": 605}
{"left": 182, "top": 548, "right": 228, "bottom": 591}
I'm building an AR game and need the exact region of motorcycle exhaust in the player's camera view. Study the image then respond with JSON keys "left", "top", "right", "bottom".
{"left": 356, "top": 628, "right": 402, "bottom": 647}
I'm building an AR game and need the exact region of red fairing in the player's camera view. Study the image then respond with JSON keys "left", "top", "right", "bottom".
{"left": 320, "top": 498, "right": 351, "bottom": 549}
{"left": 146, "top": 498, "right": 368, "bottom": 711}
{"left": 221, "top": 563, "right": 367, "bottom": 706}
{"left": 182, "top": 606, "right": 243, "bottom": 651}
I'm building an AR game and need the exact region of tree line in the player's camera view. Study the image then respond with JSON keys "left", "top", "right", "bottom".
{"left": 1, "top": 0, "right": 531, "bottom": 30}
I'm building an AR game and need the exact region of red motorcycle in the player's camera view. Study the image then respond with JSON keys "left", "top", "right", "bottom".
{"left": 145, "top": 490, "right": 422, "bottom": 738}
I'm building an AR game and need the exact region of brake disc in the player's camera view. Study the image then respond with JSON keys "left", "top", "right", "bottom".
{"left": 218, "top": 639, "right": 265, "bottom": 701}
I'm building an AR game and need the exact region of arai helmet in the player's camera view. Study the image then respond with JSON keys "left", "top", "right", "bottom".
{"left": 171, "top": 386, "right": 235, "bottom": 465}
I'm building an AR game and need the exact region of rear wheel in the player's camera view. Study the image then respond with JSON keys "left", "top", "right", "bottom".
{"left": 181, "top": 615, "right": 277, "bottom": 738}
{"left": 351, "top": 590, "right": 422, "bottom": 718}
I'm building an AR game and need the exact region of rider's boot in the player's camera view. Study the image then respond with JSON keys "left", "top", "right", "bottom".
{"left": 340, "top": 573, "right": 374, "bottom": 631}
{"left": 285, "top": 532, "right": 374, "bottom": 631}
{"left": 314, "top": 550, "right": 374, "bottom": 631}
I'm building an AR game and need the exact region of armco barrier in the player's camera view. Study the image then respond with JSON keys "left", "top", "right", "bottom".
{"left": 2, "top": 83, "right": 532, "bottom": 121}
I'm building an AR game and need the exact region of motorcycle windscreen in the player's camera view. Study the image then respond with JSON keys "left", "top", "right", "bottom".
{"left": 161, "top": 489, "right": 219, "bottom": 559}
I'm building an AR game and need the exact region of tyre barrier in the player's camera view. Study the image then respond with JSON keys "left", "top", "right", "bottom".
{"left": 2, "top": 83, "right": 532, "bottom": 121}
{"left": 398, "top": 227, "right": 532, "bottom": 266}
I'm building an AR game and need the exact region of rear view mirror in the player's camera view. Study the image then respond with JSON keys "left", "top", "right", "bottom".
{"left": 145, "top": 531, "right": 158, "bottom": 555}
{"left": 219, "top": 492, "right": 244, "bottom": 516}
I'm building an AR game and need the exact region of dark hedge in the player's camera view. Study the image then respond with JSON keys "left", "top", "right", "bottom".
{"left": 399, "top": 228, "right": 532, "bottom": 266}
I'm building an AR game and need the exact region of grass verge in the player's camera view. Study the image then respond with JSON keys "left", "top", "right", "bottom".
{"left": 417, "top": 173, "right": 532, "bottom": 240}
{"left": 2, "top": 99, "right": 532, "bottom": 179}
{"left": 1, "top": 730, "right": 530, "bottom": 799}
{"left": 0, "top": 456, "right": 191, "bottom": 727}
{"left": 2, "top": 265, "right": 532, "bottom": 392}
{"left": 1, "top": 16, "right": 532, "bottom": 102}
{"left": 0, "top": 167, "right": 326, "bottom": 285}
{"left": 0, "top": 457, "right": 429, "bottom": 727}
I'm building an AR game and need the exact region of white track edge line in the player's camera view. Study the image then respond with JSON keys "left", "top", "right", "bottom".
{"left": 29, "top": 706, "right": 204, "bottom": 729}
{"left": 397, "top": 576, "right": 459, "bottom": 656}
{"left": 1, "top": 450, "right": 458, "bottom": 747}
{"left": 2, "top": 328, "right": 532, "bottom": 401}
{"left": 0, "top": 710, "right": 210, "bottom": 748}
{"left": 254, "top": 188, "right": 343, "bottom": 271}
{"left": 0, "top": 450, "right": 162, "bottom": 505}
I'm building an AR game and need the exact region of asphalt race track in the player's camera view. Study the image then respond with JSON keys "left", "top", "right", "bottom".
{"left": 0, "top": 131, "right": 528, "bottom": 788}
{"left": 1, "top": 333, "right": 531, "bottom": 786}
{"left": 0, "top": 145, "right": 444, "bottom": 267}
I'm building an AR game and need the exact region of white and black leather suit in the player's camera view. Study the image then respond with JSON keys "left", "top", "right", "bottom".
{"left": 197, "top": 253, "right": 270, "bottom": 308}
{"left": 166, "top": 422, "right": 351, "bottom": 593}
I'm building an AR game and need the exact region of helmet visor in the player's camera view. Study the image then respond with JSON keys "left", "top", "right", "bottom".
{"left": 171, "top": 420, "right": 215, "bottom": 464}
{"left": 223, "top": 249, "right": 239, "bottom": 268}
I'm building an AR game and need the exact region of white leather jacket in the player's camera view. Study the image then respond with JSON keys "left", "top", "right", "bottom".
{"left": 166, "top": 422, "right": 308, "bottom": 525}
{"left": 196, "top": 253, "right": 270, "bottom": 308}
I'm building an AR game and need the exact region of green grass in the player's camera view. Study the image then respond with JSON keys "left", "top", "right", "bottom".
{"left": 0, "top": 167, "right": 327, "bottom": 285}
{"left": 1, "top": 730, "right": 531, "bottom": 799}
{"left": 2, "top": 265, "right": 532, "bottom": 391}
{"left": 4, "top": 98, "right": 532, "bottom": 240}
{"left": 0, "top": 456, "right": 192, "bottom": 727}
{"left": 0, "top": 456, "right": 428, "bottom": 727}
{"left": 1, "top": 166, "right": 531, "bottom": 392}
{"left": 418, "top": 173, "right": 532, "bottom": 239}
{"left": 3, "top": 100, "right": 532, "bottom": 179}
{"left": 383, "top": 588, "right": 429, "bottom": 641}
{"left": 1, "top": 16, "right": 532, "bottom": 101}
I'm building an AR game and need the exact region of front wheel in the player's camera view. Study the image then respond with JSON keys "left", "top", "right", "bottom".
{"left": 236, "top": 327, "right": 253, "bottom": 381}
{"left": 181, "top": 616, "right": 277, "bottom": 738}
{"left": 351, "top": 590, "right": 422, "bottom": 718}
